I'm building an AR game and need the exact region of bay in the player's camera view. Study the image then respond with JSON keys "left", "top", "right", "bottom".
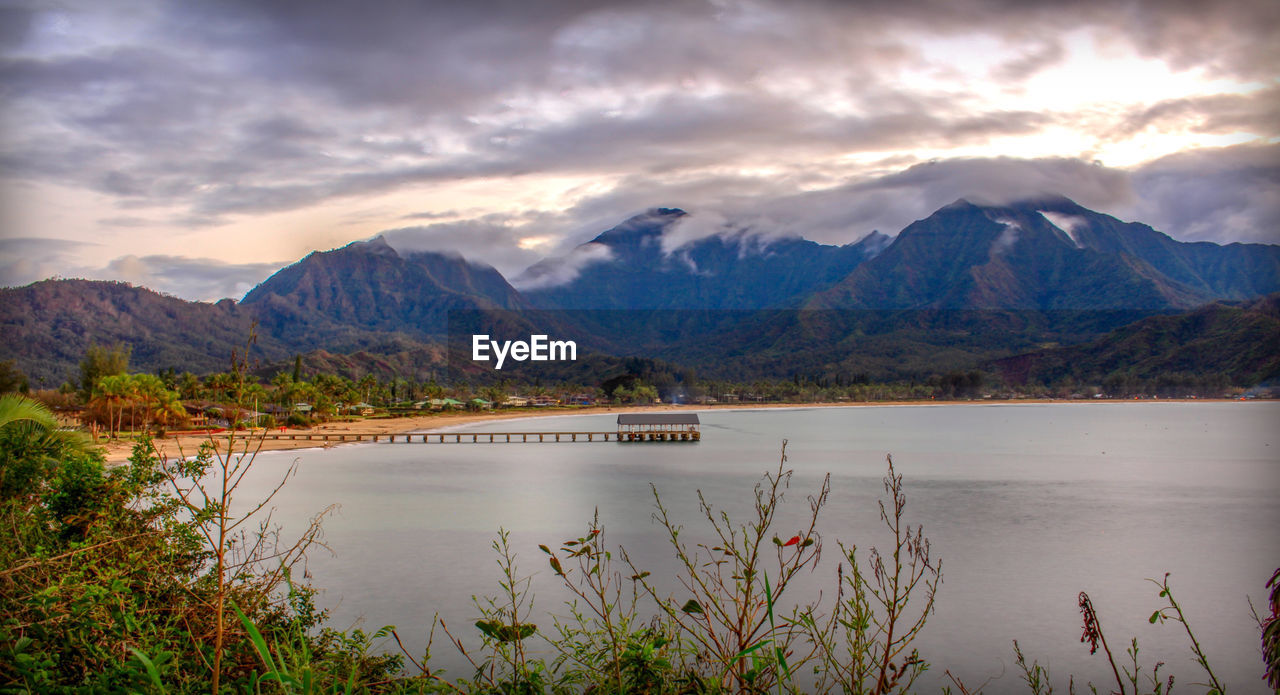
{"left": 232, "top": 402, "right": 1279, "bottom": 692}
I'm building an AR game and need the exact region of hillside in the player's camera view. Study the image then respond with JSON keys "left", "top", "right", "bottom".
{"left": 241, "top": 236, "right": 530, "bottom": 351}
{"left": 808, "top": 197, "right": 1279, "bottom": 310}
{"left": 0, "top": 280, "right": 290, "bottom": 388}
{"left": 993, "top": 295, "right": 1280, "bottom": 387}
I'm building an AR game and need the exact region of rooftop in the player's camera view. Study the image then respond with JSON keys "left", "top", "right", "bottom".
{"left": 617, "top": 413, "right": 700, "bottom": 425}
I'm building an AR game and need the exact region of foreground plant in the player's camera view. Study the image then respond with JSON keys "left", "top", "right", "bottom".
{"left": 541, "top": 512, "right": 683, "bottom": 693}
{"left": 1260, "top": 568, "right": 1280, "bottom": 690}
{"left": 801, "top": 454, "right": 941, "bottom": 695}
{"left": 628, "top": 440, "right": 828, "bottom": 692}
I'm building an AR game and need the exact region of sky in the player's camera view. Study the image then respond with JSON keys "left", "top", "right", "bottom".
{"left": 1, "top": 0, "right": 1277, "bottom": 301}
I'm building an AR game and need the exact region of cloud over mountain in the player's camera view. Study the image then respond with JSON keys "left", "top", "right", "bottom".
{"left": 2, "top": 0, "right": 1275, "bottom": 299}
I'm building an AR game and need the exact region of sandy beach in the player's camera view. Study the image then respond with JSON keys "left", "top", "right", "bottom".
{"left": 97, "top": 397, "right": 1238, "bottom": 463}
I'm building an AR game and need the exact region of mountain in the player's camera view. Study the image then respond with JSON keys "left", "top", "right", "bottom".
{"left": 241, "top": 236, "right": 530, "bottom": 351}
{"left": 4, "top": 196, "right": 1277, "bottom": 388}
{"left": 807, "top": 197, "right": 1280, "bottom": 311}
{"left": 520, "top": 208, "right": 888, "bottom": 309}
{"left": 0, "top": 279, "right": 290, "bottom": 388}
{"left": 992, "top": 294, "right": 1280, "bottom": 387}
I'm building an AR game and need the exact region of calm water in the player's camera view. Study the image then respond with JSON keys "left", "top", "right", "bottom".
{"left": 234, "top": 403, "right": 1279, "bottom": 692}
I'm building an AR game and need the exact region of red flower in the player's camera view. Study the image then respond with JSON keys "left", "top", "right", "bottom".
{"left": 783, "top": 535, "right": 801, "bottom": 547}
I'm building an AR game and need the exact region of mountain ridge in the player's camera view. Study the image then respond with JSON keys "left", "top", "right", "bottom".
{"left": 3, "top": 196, "right": 1277, "bottom": 387}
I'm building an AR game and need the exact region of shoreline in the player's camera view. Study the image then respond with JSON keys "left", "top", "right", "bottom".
{"left": 98, "top": 397, "right": 1257, "bottom": 463}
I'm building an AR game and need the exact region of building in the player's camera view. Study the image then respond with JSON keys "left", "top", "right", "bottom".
{"left": 617, "top": 413, "right": 700, "bottom": 441}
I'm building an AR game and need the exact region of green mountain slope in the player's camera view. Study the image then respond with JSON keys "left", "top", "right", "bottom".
{"left": 993, "top": 294, "right": 1280, "bottom": 387}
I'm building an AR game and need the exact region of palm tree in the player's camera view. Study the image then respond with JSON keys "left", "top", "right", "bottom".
{"left": 132, "top": 374, "right": 167, "bottom": 433}
{"left": 271, "top": 372, "right": 293, "bottom": 407}
{"left": 0, "top": 394, "right": 92, "bottom": 499}
{"left": 151, "top": 390, "right": 187, "bottom": 432}
{"left": 177, "top": 371, "right": 202, "bottom": 400}
{"left": 92, "top": 374, "right": 131, "bottom": 438}
{"left": 0, "top": 393, "right": 57, "bottom": 431}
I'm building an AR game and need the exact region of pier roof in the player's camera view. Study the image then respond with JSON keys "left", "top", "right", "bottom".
{"left": 617, "top": 413, "right": 700, "bottom": 425}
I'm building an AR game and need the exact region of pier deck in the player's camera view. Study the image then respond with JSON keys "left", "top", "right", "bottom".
{"left": 231, "top": 430, "right": 698, "bottom": 444}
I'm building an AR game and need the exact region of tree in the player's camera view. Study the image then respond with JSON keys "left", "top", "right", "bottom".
{"left": 0, "top": 393, "right": 91, "bottom": 502}
{"left": 0, "top": 392, "right": 57, "bottom": 431}
{"left": 177, "top": 371, "right": 202, "bottom": 400}
{"left": 131, "top": 374, "right": 162, "bottom": 433}
{"left": 271, "top": 372, "right": 294, "bottom": 406}
{"left": 91, "top": 374, "right": 132, "bottom": 438}
{"left": 481, "top": 385, "right": 507, "bottom": 407}
{"left": 77, "top": 343, "right": 130, "bottom": 401}
{"left": 632, "top": 383, "right": 659, "bottom": 404}
{"left": 0, "top": 360, "right": 29, "bottom": 394}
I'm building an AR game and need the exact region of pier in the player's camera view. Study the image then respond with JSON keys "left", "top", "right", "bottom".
{"left": 254, "top": 431, "right": 625, "bottom": 443}
{"left": 207, "top": 413, "right": 701, "bottom": 445}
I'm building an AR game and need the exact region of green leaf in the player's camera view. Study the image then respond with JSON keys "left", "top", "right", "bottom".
{"left": 549, "top": 556, "right": 563, "bottom": 575}
{"left": 681, "top": 599, "right": 704, "bottom": 615}
{"left": 232, "top": 599, "right": 281, "bottom": 677}
{"left": 538, "top": 544, "right": 551, "bottom": 554}
{"left": 475, "top": 619, "right": 537, "bottom": 643}
{"left": 127, "top": 647, "right": 165, "bottom": 692}
{"left": 733, "top": 640, "right": 770, "bottom": 660}
{"left": 1149, "top": 610, "right": 1161, "bottom": 624}
{"left": 630, "top": 571, "right": 651, "bottom": 580}
{"left": 775, "top": 645, "right": 791, "bottom": 677}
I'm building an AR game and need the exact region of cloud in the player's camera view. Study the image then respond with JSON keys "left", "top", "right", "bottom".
{"left": 581, "top": 156, "right": 1133, "bottom": 249}
{"left": 99, "top": 254, "right": 282, "bottom": 302}
{"left": 991, "top": 39, "right": 1067, "bottom": 82}
{"left": 1127, "top": 142, "right": 1280, "bottom": 244}
{"left": 1, "top": 0, "right": 1276, "bottom": 297}
{"left": 5, "top": 0, "right": 1274, "bottom": 221}
{"left": 1104, "top": 88, "right": 1280, "bottom": 142}
{"left": 511, "top": 242, "right": 614, "bottom": 290}
{"left": 490, "top": 149, "right": 1273, "bottom": 288}
{"left": 380, "top": 213, "right": 563, "bottom": 279}
{"left": 0, "top": 236, "right": 89, "bottom": 288}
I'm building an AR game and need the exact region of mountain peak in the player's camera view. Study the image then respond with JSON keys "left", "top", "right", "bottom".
{"left": 345, "top": 235, "right": 398, "bottom": 257}
{"left": 941, "top": 198, "right": 979, "bottom": 211}
{"left": 1009, "top": 194, "right": 1084, "bottom": 213}
{"left": 591, "top": 208, "right": 687, "bottom": 245}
